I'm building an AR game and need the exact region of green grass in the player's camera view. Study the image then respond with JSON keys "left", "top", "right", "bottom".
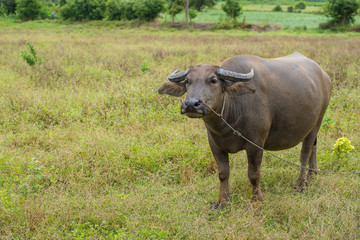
{"left": 0, "top": 23, "right": 359, "bottom": 239}
{"left": 165, "top": 10, "right": 330, "bottom": 29}
{"left": 163, "top": 2, "right": 360, "bottom": 29}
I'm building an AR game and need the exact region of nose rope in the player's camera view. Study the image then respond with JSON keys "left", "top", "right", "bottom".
{"left": 202, "top": 98, "right": 360, "bottom": 175}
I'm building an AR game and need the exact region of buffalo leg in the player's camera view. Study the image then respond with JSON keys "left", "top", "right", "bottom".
{"left": 246, "top": 145, "right": 264, "bottom": 201}
{"left": 210, "top": 146, "right": 230, "bottom": 205}
{"left": 296, "top": 132, "right": 318, "bottom": 192}
{"left": 307, "top": 138, "right": 318, "bottom": 181}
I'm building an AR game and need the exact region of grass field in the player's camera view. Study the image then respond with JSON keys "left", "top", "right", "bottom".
{"left": 164, "top": 3, "right": 360, "bottom": 29}
{"left": 0, "top": 23, "right": 359, "bottom": 239}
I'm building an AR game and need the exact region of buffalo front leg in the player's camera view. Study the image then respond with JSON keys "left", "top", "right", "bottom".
{"left": 210, "top": 146, "right": 230, "bottom": 206}
{"left": 246, "top": 145, "right": 264, "bottom": 202}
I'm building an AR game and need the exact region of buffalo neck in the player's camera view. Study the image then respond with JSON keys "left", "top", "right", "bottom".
{"left": 202, "top": 95, "right": 243, "bottom": 137}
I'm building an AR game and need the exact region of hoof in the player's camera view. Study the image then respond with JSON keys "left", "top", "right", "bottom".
{"left": 210, "top": 203, "right": 225, "bottom": 211}
{"left": 294, "top": 187, "right": 305, "bottom": 194}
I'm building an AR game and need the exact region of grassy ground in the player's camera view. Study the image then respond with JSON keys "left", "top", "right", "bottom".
{"left": 0, "top": 23, "right": 359, "bottom": 239}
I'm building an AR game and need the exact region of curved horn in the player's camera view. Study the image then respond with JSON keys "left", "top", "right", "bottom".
{"left": 217, "top": 68, "right": 254, "bottom": 82}
{"left": 168, "top": 69, "right": 189, "bottom": 82}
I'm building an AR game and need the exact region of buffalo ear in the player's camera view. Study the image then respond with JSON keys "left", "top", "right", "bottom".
{"left": 158, "top": 82, "right": 186, "bottom": 97}
{"left": 224, "top": 82, "right": 255, "bottom": 96}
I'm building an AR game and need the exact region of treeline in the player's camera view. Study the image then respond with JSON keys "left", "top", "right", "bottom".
{"left": 0, "top": 0, "right": 216, "bottom": 21}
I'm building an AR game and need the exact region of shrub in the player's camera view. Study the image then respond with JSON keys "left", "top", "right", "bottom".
{"left": 60, "top": 0, "right": 106, "bottom": 21}
{"left": 222, "top": 0, "right": 242, "bottom": 19}
{"left": 332, "top": 137, "right": 355, "bottom": 159}
{"left": 273, "top": 5, "right": 283, "bottom": 12}
{"left": 21, "top": 40, "right": 42, "bottom": 67}
{"left": 133, "top": 0, "right": 165, "bottom": 22}
{"left": 287, "top": 5, "right": 294, "bottom": 12}
{"left": 105, "top": 0, "right": 136, "bottom": 20}
{"left": 39, "top": 1, "right": 58, "bottom": 19}
{"left": 0, "top": 0, "right": 16, "bottom": 14}
{"left": 16, "top": 0, "right": 41, "bottom": 20}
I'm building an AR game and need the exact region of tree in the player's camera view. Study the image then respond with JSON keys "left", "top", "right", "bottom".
{"left": 323, "top": 0, "right": 359, "bottom": 25}
{"left": 295, "top": 1, "right": 306, "bottom": 12}
{"left": 190, "top": 0, "right": 215, "bottom": 12}
{"left": 0, "top": 0, "right": 17, "bottom": 14}
{"left": 60, "top": 0, "right": 106, "bottom": 21}
{"left": 168, "top": 0, "right": 184, "bottom": 23}
{"left": 222, "top": 0, "right": 242, "bottom": 19}
{"left": 16, "top": 0, "right": 41, "bottom": 20}
{"left": 188, "top": 8, "right": 197, "bottom": 22}
{"left": 133, "top": 0, "right": 165, "bottom": 21}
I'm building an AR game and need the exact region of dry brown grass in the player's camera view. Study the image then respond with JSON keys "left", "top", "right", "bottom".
{"left": 0, "top": 25, "right": 359, "bottom": 239}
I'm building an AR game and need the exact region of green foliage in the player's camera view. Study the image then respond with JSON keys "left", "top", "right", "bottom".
{"left": 295, "top": 1, "right": 306, "bottom": 10}
{"left": 332, "top": 137, "right": 355, "bottom": 158}
{"left": 189, "top": 8, "right": 197, "bottom": 21}
{"left": 133, "top": 0, "right": 165, "bottom": 21}
{"left": 287, "top": 5, "right": 294, "bottom": 12}
{"left": 168, "top": 0, "right": 184, "bottom": 22}
{"left": 190, "top": 0, "right": 216, "bottom": 12}
{"left": 16, "top": 0, "right": 41, "bottom": 20}
{"left": 222, "top": 0, "right": 242, "bottom": 19}
{"left": 323, "top": 0, "right": 360, "bottom": 25}
{"left": 273, "top": 4, "right": 283, "bottom": 12}
{"left": 20, "top": 40, "right": 41, "bottom": 66}
{"left": 141, "top": 61, "right": 149, "bottom": 73}
{"left": 0, "top": 0, "right": 16, "bottom": 14}
{"left": 60, "top": 0, "right": 106, "bottom": 21}
{"left": 40, "top": 1, "right": 58, "bottom": 19}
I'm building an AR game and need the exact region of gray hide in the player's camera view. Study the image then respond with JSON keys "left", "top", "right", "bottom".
{"left": 159, "top": 52, "right": 332, "bottom": 203}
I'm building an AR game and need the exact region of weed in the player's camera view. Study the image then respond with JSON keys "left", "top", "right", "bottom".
{"left": 20, "top": 40, "right": 42, "bottom": 66}
{"left": 141, "top": 60, "right": 149, "bottom": 73}
{"left": 332, "top": 137, "right": 355, "bottom": 158}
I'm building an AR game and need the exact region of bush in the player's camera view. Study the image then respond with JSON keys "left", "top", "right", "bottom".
{"left": 323, "top": 0, "right": 359, "bottom": 26}
{"left": 133, "top": 0, "right": 165, "bottom": 22}
{"left": 273, "top": 5, "right": 283, "bottom": 12}
{"left": 105, "top": 0, "right": 137, "bottom": 20}
{"left": 16, "top": 0, "right": 41, "bottom": 20}
{"left": 60, "top": 0, "right": 106, "bottom": 21}
{"left": 0, "top": 0, "right": 17, "bottom": 14}
{"left": 222, "top": 0, "right": 242, "bottom": 19}
{"left": 39, "top": 1, "right": 58, "bottom": 19}
{"left": 287, "top": 5, "right": 294, "bottom": 12}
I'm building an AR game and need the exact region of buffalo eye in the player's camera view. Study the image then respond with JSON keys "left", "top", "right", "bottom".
{"left": 210, "top": 78, "right": 217, "bottom": 84}
{"left": 184, "top": 78, "right": 191, "bottom": 85}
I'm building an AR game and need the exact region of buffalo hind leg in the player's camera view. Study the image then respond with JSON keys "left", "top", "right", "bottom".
{"left": 295, "top": 130, "right": 319, "bottom": 193}
{"left": 307, "top": 138, "right": 319, "bottom": 181}
{"left": 246, "top": 145, "right": 264, "bottom": 202}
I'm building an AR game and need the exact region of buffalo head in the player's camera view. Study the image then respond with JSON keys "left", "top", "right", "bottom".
{"left": 158, "top": 65, "right": 255, "bottom": 118}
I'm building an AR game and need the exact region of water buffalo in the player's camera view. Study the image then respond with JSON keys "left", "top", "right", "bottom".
{"left": 158, "top": 52, "right": 332, "bottom": 204}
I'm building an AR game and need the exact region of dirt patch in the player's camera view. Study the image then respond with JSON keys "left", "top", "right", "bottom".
{"left": 166, "top": 21, "right": 282, "bottom": 32}
{"left": 350, "top": 26, "right": 360, "bottom": 32}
